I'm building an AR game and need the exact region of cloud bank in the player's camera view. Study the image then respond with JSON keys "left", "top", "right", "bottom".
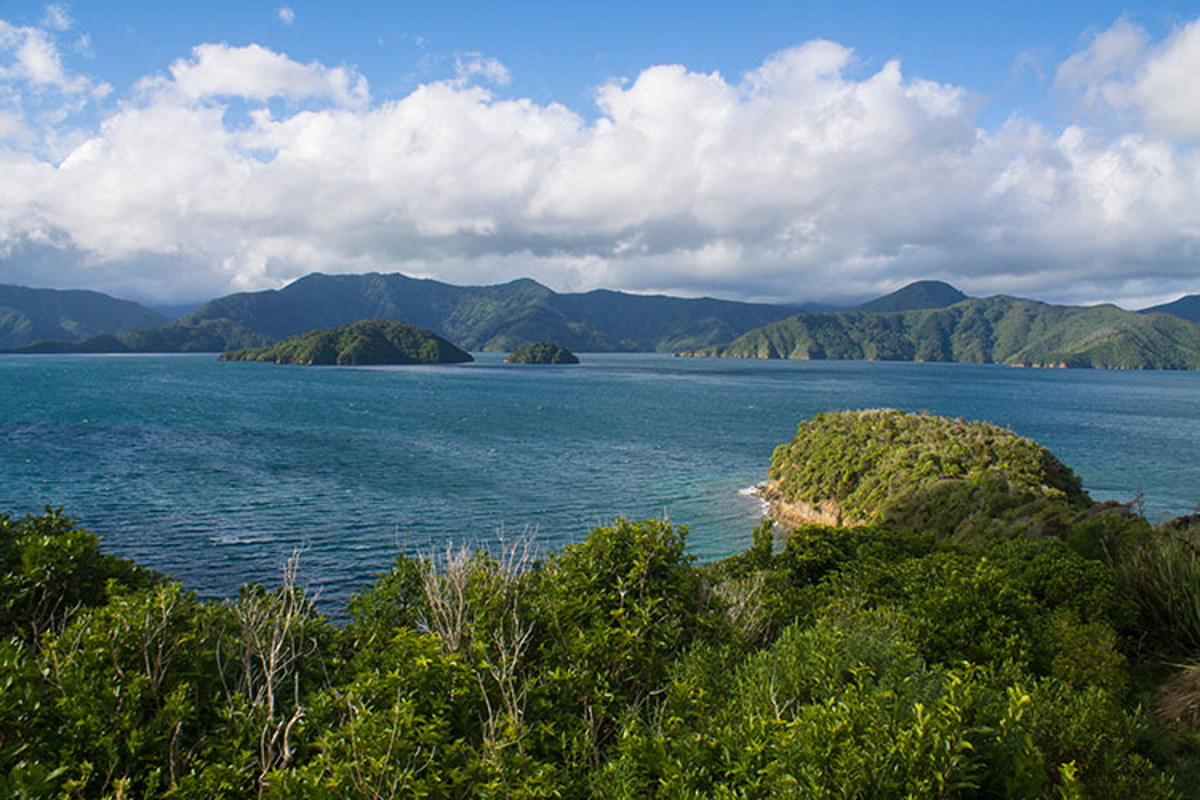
{"left": 1, "top": 14, "right": 1199, "bottom": 307}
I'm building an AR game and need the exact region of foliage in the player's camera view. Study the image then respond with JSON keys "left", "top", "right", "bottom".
{"left": 0, "top": 284, "right": 167, "bottom": 350}
{"left": 852, "top": 279, "right": 968, "bottom": 313}
{"left": 29, "top": 272, "right": 800, "bottom": 353}
{"left": 693, "top": 294, "right": 1200, "bottom": 369}
{"left": 766, "top": 409, "right": 1087, "bottom": 528}
{"left": 5, "top": 404, "right": 1200, "bottom": 798}
{"left": 1116, "top": 522, "right": 1200, "bottom": 659}
{"left": 220, "top": 319, "right": 473, "bottom": 365}
{"left": 0, "top": 507, "right": 159, "bottom": 645}
{"left": 504, "top": 341, "right": 580, "bottom": 364}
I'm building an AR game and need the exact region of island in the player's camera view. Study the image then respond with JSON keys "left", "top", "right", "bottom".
{"left": 758, "top": 408, "right": 1090, "bottom": 539}
{"left": 218, "top": 319, "right": 473, "bottom": 365}
{"left": 504, "top": 341, "right": 580, "bottom": 364}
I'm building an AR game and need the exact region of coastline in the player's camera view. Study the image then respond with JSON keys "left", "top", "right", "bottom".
{"left": 748, "top": 480, "right": 856, "bottom": 530}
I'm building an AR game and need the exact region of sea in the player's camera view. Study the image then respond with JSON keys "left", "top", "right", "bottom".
{"left": 2, "top": 352, "right": 1198, "bottom": 610}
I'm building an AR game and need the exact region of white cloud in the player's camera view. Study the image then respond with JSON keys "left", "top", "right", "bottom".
{"left": 2, "top": 24, "right": 1200, "bottom": 308}
{"left": 1, "top": 19, "right": 85, "bottom": 91}
{"left": 1127, "top": 20, "right": 1200, "bottom": 140}
{"left": 0, "top": 16, "right": 110, "bottom": 162}
{"left": 454, "top": 52, "right": 511, "bottom": 87}
{"left": 277, "top": 6, "right": 295, "bottom": 27}
{"left": 41, "top": 4, "right": 71, "bottom": 32}
{"left": 1057, "top": 17, "right": 1200, "bottom": 141}
{"left": 160, "top": 43, "right": 368, "bottom": 107}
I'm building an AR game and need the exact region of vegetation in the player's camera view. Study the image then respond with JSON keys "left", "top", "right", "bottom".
{"left": 0, "top": 284, "right": 167, "bottom": 349}
{"left": 5, "top": 410, "right": 1200, "bottom": 797}
{"left": 1142, "top": 295, "right": 1200, "bottom": 324}
{"left": 220, "top": 320, "right": 473, "bottom": 366}
{"left": 11, "top": 319, "right": 270, "bottom": 354}
{"left": 8, "top": 273, "right": 803, "bottom": 354}
{"left": 851, "top": 279, "right": 967, "bottom": 313}
{"left": 505, "top": 342, "right": 580, "bottom": 364}
{"left": 685, "top": 295, "right": 1200, "bottom": 369}
{"left": 764, "top": 409, "right": 1088, "bottom": 529}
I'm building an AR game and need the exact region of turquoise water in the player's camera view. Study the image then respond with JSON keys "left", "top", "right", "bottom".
{"left": 3, "top": 352, "right": 1199, "bottom": 607}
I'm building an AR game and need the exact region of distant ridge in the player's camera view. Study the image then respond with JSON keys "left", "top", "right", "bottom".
{"left": 852, "top": 280, "right": 968, "bottom": 313}
{"left": 1141, "top": 295, "right": 1200, "bottom": 323}
{"left": 0, "top": 284, "right": 167, "bottom": 349}
{"left": 681, "top": 293, "right": 1200, "bottom": 370}
{"left": 12, "top": 272, "right": 804, "bottom": 354}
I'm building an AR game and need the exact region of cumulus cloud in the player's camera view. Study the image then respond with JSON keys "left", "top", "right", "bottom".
{"left": 1057, "top": 17, "right": 1200, "bottom": 141}
{"left": 156, "top": 43, "right": 368, "bottom": 107}
{"left": 2, "top": 16, "right": 1200, "bottom": 307}
{"left": 1, "top": 18, "right": 88, "bottom": 91}
{"left": 277, "top": 6, "right": 296, "bottom": 27}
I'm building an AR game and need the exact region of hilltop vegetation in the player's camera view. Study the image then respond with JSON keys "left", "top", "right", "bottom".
{"left": 684, "top": 295, "right": 1200, "bottom": 369}
{"left": 0, "top": 284, "right": 167, "bottom": 349}
{"left": 1142, "top": 295, "right": 1200, "bottom": 323}
{"left": 9, "top": 275, "right": 1200, "bottom": 365}
{"left": 851, "top": 279, "right": 968, "bottom": 312}
{"left": 763, "top": 409, "right": 1087, "bottom": 530}
{"left": 220, "top": 319, "right": 472, "bottom": 365}
{"left": 505, "top": 341, "right": 580, "bottom": 364}
{"left": 3, "top": 411, "right": 1200, "bottom": 797}
{"left": 166, "top": 272, "right": 802, "bottom": 353}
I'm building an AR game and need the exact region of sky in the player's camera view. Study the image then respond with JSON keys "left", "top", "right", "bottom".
{"left": 2, "top": 2, "right": 1200, "bottom": 309}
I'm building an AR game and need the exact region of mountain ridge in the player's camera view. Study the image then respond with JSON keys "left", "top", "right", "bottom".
{"left": 1140, "top": 294, "right": 1200, "bottom": 323}
{"left": 0, "top": 284, "right": 168, "bottom": 349}
{"left": 851, "top": 279, "right": 968, "bottom": 313}
{"left": 9, "top": 272, "right": 805, "bottom": 353}
{"left": 680, "top": 294, "right": 1200, "bottom": 370}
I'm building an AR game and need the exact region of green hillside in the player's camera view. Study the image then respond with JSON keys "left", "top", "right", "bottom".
{"left": 42, "top": 272, "right": 799, "bottom": 353}
{"left": 685, "top": 295, "right": 1200, "bottom": 369}
{"left": 1142, "top": 295, "right": 1200, "bottom": 323}
{"left": 763, "top": 409, "right": 1088, "bottom": 532}
{"left": 0, "top": 284, "right": 167, "bottom": 348}
{"left": 505, "top": 341, "right": 580, "bottom": 364}
{"left": 220, "top": 319, "right": 473, "bottom": 365}
{"left": 851, "top": 279, "right": 967, "bottom": 312}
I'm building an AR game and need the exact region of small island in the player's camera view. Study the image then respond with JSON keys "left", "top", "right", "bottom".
{"left": 760, "top": 408, "right": 1087, "bottom": 535}
{"left": 219, "top": 319, "right": 473, "bottom": 365}
{"left": 504, "top": 341, "right": 580, "bottom": 364}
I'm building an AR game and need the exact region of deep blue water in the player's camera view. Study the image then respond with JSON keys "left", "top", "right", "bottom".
{"left": 2, "top": 352, "right": 1198, "bottom": 608}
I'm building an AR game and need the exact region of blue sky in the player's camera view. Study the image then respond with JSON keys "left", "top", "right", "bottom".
{"left": 2, "top": 1, "right": 1200, "bottom": 308}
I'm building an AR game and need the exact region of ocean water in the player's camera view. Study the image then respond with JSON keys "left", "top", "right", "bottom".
{"left": 2, "top": 352, "right": 1199, "bottom": 608}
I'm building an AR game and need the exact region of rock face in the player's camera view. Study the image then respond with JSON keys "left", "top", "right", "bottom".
{"left": 219, "top": 319, "right": 473, "bottom": 365}
{"left": 754, "top": 485, "right": 851, "bottom": 528}
{"left": 505, "top": 342, "right": 580, "bottom": 364}
{"left": 764, "top": 409, "right": 1088, "bottom": 532}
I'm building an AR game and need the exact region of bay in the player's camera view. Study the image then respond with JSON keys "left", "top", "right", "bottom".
{"left": 2, "top": 352, "right": 1198, "bottom": 609}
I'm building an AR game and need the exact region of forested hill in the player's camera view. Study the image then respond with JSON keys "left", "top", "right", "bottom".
{"left": 176, "top": 272, "right": 804, "bottom": 353}
{"left": 850, "top": 279, "right": 968, "bottom": 313}
{"left": 220, "top": 320, "right": 473, "bottom": 365}
{"left": 681, "top": 294, "right": 1200, "bottom": 369}
{"left": 1141, "top": 294, "right": 1200, "bottom": 323}
{"left": 0, "top": 284, "right": 167, "bottom": 349}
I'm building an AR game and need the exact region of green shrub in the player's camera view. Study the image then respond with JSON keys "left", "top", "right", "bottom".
{"left": 0, "top": 508, "right": 158, "bottom": 645}
{"left": 1117, "top": 526, "right": 1200, "bottom": 659}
